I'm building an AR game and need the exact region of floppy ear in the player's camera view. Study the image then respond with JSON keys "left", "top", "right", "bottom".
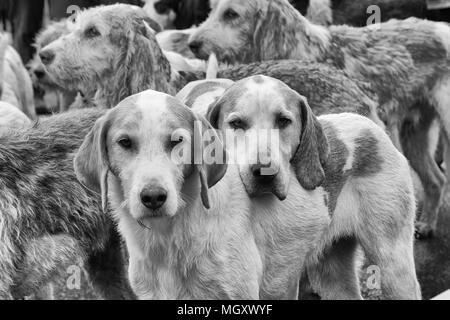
{"left": 205, "top": 97, "right": 223, "bottom": 129}
{"left": 74, "top": 116, "right": 111, "bottom": 212}
{"left": 253, "top": 0, "right": 300, "bottom": 61}
{"left": 193, "top": 113, "right": 228, "bottom": 209}
{"left": 291, "top": 96, "right": 329, "bottom": 190}
{"left": 108, "top": 16, "right": 172, "bottom": 106}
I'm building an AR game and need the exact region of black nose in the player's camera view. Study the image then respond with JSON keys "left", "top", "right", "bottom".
{"left": 189, "top": 40, "right": 203, "bottom": 55}
{"left": 251, "top": 163, "right": 277, "bottom": 179}
{"left": 140, "top": 187, "right": 168, "bottom": 210}
{"left": 34, "top": 69, "right": 46, "bottom": 79}
{"left": 39, "top": 50, "right": 55, "bottom": 65}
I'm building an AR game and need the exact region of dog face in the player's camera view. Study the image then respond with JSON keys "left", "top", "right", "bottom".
{"left": 39, "top": 4, "right": 162, "bottom": 96}
{"left": 29, "top": 20, "right": 70, "bottom": 91}
{"left": 207, "top": 75, "right": 329, "bottom": 200}
{"left": 189, "top": 0, "right": 261, "bottom": 63}
{"left": 74, "top": 90, "right": 227, "bottom": 225}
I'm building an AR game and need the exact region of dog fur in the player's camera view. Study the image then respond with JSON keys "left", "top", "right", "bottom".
{"left": 189, "top": 0, "right": 450, "bottom": 238}
{"left": 29, "top": 19, "right": 79, "bottom": 113}
{"left": 181, "top": 60, "right": 383, "bottom": 127}
{"left": 0, "top": 108, "right": 134, "bottom": 299}
{"left": 0, "top": 33, "right": 36, "bottom": 120}
{"left": 205, "top": 75, "right": 420, "bottom": 299}
{"left": 74, "top": 89, "right": 331, "bottom": 299}
{"left": 39, "top": 4, "right": 170, "bottom": 109}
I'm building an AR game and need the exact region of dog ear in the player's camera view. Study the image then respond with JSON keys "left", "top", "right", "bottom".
{"left": 109, "top": 17, "right": 171, "bottom": 107}
{"left": 74, "top": 116, "right": 111, "bottom": 212}
{"left": 291, "top": 96, "right": 329, "bottom": 190}
{"left": 141, "top": 17, "right": 162, "bottom": 34}
{"left": 193, "top": 113, "right": 228, "bottom": 209}
{"left": 253, "top": 0, "right": 303, "bottom": 61}
{"left": 205, "top": 98, "right": 223, "bottom": 129}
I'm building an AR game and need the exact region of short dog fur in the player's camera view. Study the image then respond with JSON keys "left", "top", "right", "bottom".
{"left": 205, "top": 75, "right": 420, "bottom": 299}
{"left": 189, "top": 0, "right": 450, "bottom": 238}
{"left": 74, "top": 89, "right": 331, "bottom": 299}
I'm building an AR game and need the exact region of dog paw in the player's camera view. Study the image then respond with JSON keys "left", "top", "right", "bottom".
{"left": 415, "top": 222, "right": 435, "bottom": 240}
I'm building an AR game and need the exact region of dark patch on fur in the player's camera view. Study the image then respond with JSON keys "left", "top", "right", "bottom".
{"left": 320, "top": 120, "right": 350, "bottom": 215}
{"left": 252, "top": 75, "right": 265, "bottom": 84}
{"left": 353, "top": 129, "right": 383, "bottom": 177}
{"left": 0, "top": 108, "right": 133, "bottom": 299}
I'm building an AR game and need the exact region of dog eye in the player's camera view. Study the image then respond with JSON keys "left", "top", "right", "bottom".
{"left": 229, "top": 119, "right": 247, "bottom": 130}
{"left": 223, "top": 9, "right": 239, "bottom": 20}
{"left": 84, "top": 26, "right": 100, "bottom": 38}
{"left": 277, "top": 117, "right": 292, "bottom": 129}
{"left": 117, "top": 137, "right": 132, "bottom": 149}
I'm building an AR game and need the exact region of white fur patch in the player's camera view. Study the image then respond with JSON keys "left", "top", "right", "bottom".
{"left": 434, "top": 22, "right": 450, "bottom": 57}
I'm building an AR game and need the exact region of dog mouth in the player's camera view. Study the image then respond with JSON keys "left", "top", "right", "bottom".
{"left": 240, "top": 173, "right": 288, "bottom": 201}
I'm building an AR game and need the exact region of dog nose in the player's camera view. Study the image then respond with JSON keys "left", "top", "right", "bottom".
{"left": 251, "top": 163, "right": 278, "bottom": 178}
{"left": 39, "top": 50, "right": 55, "bottom": 65}
{"left": 189, "top": 40, "right": 203, "bottom": 55}
{"left": 140, "top": 187, "right": 168, "bottom": 210}
{"left": 34, "top": 69, "right": 46, "bottom": 79}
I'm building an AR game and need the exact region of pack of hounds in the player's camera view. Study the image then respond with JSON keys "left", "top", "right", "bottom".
{"left": 0, "top": 0, "right": 450, "bottom": 300}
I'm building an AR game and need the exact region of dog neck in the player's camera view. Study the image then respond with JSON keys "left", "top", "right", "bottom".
{"left": 96, "top": 45, "right": 177, "bottom": 108}
{"left": 111, "top": 167, "right": 250, "bottom": 299}
{"left": 257, "top": 0, "right": 331, "bottom": 62}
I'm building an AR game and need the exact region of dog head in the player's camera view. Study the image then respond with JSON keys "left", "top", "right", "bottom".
{"left": 29, "top": 19, "right": 70, "bottom": 91}
{"left": 189, "top": 0, "right": 324, "bottom": 63}
{"left": 39, "top": 4, "right": 166, "bottom": 107}
{"left": 74, "top": 90, "right": 227, "bottom": 225}
{"left": 207, "top": 75, "right": 329, "bottom": 200}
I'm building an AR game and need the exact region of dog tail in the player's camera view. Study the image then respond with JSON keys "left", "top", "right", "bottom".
{"left": 206, "top": 53, "right": 219, "bottom": 79}
{"left": 0, "top": 33, "right": 9, "bottom": 97}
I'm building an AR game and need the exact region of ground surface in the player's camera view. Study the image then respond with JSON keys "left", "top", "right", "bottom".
{"left": 50, "top": 193, "right": 450, "bottom": 300}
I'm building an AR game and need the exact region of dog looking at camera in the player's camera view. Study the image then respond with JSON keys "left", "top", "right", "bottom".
{"left": 189, "top": 0, "right": 450, "bottom": 238}
{"left": 204, "top": 76, "right": 420, "bottom": 300}
{"left": 74, "top": 89, "right": 335, "bottom": 299}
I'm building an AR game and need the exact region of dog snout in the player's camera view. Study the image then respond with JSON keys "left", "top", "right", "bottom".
{"left": 140, "top": 186, "right": 168, "bottom": 210}
{"left": 39, "top": 50, "right": 55, "bottom": 65}
{"left": 189, "top": 40, "right": 203, "bottom": 55}
{"left": 251, "top": 163, "right": 279, "bottom": 179}
{"left": 34, "top": 68, "right": 46, "bottom": 79}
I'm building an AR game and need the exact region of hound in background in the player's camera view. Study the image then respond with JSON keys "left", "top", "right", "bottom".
{"left": 293, "top": 0, "right": 449, "bottom": 27}
{"left": 29, "top": 19, "right": 79, "bottom": 113}
{"left": 206, "top": 75, "right": 420, "bottom": 300}
{"left": 39, "top": 4, "right": 175, "bottom": 109}
{"left": 38, "top": 4, "right": 381, "bottom": 126}
{"left": 0, "top": 33, "right": 36, "bottom": 120}
{"left": 189, "top": 0, "right": 450, "bottom": 238}
{"left": 0, "top": 34, "right": 31, "bottom": 133}
{"left": 0, "top": 103, "right": 30, "bottom": 135}
{"left": 74, "top": 89, "right": 331, "bottom": 299}
{"left": 142, "top": 0, "right": 210, "bottom": 29}
{"left": 0, "top": 108, "right": 134, "bottom": 300}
